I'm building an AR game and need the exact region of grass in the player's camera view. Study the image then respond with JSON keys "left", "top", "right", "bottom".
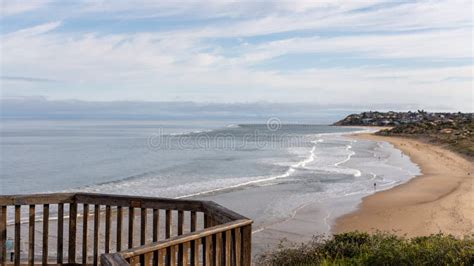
{"left": 256, "top": 232, "right": 474, "bottom": 265}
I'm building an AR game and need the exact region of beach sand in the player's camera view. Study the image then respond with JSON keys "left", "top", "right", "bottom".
{"left": 334, "top": 133, "right": 474, "bottom": 237}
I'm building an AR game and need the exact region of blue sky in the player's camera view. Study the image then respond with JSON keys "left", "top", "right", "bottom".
{"left": 1, "top": 0, "right": 472, "bottom": 111}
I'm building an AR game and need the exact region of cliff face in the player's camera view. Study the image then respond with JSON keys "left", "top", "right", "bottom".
{"left": 334, "top": 111, "right": 473, "bottom": 158}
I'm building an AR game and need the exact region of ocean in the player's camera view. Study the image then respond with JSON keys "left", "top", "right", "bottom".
{"left": 0, "top": 119, "right": 420, "bottom": 250}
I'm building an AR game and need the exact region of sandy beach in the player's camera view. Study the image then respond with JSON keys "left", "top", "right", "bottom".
{"left": 334, "top": 133, "right": 474, "bottom": 237}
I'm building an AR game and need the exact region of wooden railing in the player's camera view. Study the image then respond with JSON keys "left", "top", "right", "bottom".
{"left": 0, "top": 193, "right": 252, "bottom": 265}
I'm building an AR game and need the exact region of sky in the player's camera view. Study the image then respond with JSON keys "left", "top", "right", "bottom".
{"left": 0, "top": 0, "right": 473, "bottom": 111}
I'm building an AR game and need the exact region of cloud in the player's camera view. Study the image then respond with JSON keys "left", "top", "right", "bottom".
{"left": 0, "top": 0, "right": 472, "bottom": 111}
{"left": 1, "top": 75, "right": 58, "bottom": 83}
{"left": 1, "top": 0, "right": 51, "bottom": 16}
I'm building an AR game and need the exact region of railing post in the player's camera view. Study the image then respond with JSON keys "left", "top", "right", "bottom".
{"left": 242, "top": 225, "right": 252, "bottom": 266}
{"left": 69, "top": 202, "right": 77, "bottom": 263}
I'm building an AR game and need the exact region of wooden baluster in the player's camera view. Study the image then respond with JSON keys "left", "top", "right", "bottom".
{"left": 225, "top": 230, "right": 231, "bottom": 266}
{"left": 165, "top": 210, "right": 172, "bottom": 265}
{"left": 242, "top": 225, "right": 251, "bottom": 266}
{"left": 177, "top": 210, "right": 184, "bottom": 265}
{"left": 158, "top": 249, "right": 164, "bottom": 266}
{"left": 152, "top": 209, "right": 159, "bottom": 266}
{"left": 128, "top": 207, "right": 135, "bottom": 249}
{"left": 140, "top": 208, "right": 147, "bottom": 265}
{"left": 205, "top": 235, "right": 212, "bottom": 266}
{"left": 57, "top": 203, "right": 64, "bottom": 264}
{"left": 234, "top": 228, "right": 241, "bottom": 266}
{"left": 82, "top": 204, "right": 89, "bottom": 264}
{"left": 69, "top": 202, "right": 77, "bottom": 264}
{"left": 93, "top": 204, "right": 100, "bottom": 265}
{"left": 28, "top": 205, "right": 35, "bottom": 265}
{"left": 145, "top": 252, "right": 152, "bottom": 266}
{"left": 215, "top": 232, "right": 222, "bottom": 266}
{"left": 14, "top": 205, "right": 20, "bottom": 266}
{"left": 116, "top": 206, "right": 122, "bottom": 251}
{"left": 190, "top": 211, "right": 197, "bottom": 266}
{"left": 193, "top": 238, "right": 200, "bottom": 266}
{"left": 182, "top": 242, "right": 189, "bottom": 266}
{"left": 130, "top": 255, "right": 139, "bottom": 266}
{"left": 0, "top": 206, "right": 6, "bottom": 264}
{"left": 169, "top": 245, "right": 176, "bottom": 266}
{"left": 105, "top": 205, "right": 111, "bottom": 253}
{"left": 42, "top": 204, "right": 49, "bottom": 265}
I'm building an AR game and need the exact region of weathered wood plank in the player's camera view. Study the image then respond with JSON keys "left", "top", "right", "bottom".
{"left": 128, "top": 207, "right": 134, "bottom": 249}
{"left": 242, "top": 225, "right": 252, "bottom": 266}
{"left": 94, "top": 204, "right": 100, "bottom": 265}
{"left": 182, "top": 242, "right": 189, "bottom": 266}
{"left": 0, "top": 193, "right": 75, "bottom": 206}
{"left": 42, "top": 204, "right": 50, "bottom": 265}
{"left": 105, "top": 205, "right": 111, "bottom": 253}
{"left": 28, "top": 205, "right": 35, "bottom": 265}
{"left": 225, "top": 230, "right": 231, "bottom": 266}
{"left": 169, "top": 245, "right": 176, "bottom": 266}
{"left": 234, "top": 228, "right": 241, "bottom": 266}
{"left": 57, "top": 203, "right": 64, "bottom": 264}
{"left": 116, "top": 206, "right": 122, "bottom": 251}
{"left": 68, "top": 202, "right": 77, "bottom": 264}
{"left": 144, "top": 252, "right": 152, "bottom": 266}
{"left": 157, "top": 249, "right": 164, "bottom": 266}
{"left": 0, "top": 206, "right": 6, "bottom": 264}
{"left": 215, "top": 232, "right": 222, "bottom": 266}
{"left": 82, "top": 204, "right": 89, "bottom": 264}
{"left": 205, "top": 235, "right": 212, "bottom": 266}
{"left": 193, "top": 238, "right": 200, "bottom": 266}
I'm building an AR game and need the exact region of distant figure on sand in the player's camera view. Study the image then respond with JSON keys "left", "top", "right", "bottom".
{"left": 374, "top": 182, "right": 377, "bottom": 190}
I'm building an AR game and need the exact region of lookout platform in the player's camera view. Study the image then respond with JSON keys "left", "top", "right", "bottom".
{"left": 0, "top": 193, "right": 252, "bottom": 265}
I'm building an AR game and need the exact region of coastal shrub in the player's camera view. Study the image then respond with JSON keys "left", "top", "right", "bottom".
{"left": 255, "top": 232, "right": 474, "bottom": 266}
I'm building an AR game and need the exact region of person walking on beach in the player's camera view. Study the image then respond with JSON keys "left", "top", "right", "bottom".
{"left": 374, "top": 182, "right": 377, "bottom": 190}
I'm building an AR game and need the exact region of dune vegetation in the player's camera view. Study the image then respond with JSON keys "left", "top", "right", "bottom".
{"left": 256, "top": 231, "right": 474, "bottom": 265}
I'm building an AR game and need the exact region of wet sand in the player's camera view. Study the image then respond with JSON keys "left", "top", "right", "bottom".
{"left": 334, "top": 133, "right": 474, "bottom": 237}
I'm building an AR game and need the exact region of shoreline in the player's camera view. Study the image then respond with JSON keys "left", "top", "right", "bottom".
{"left": 333, "top": 133, "right": 473, "bottom": 237}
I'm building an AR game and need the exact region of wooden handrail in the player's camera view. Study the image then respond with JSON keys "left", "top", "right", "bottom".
{"left": 75, "top": 193, "right": 206, "bottom": 211}
{"left": 0, "top": 193, "right": 75, "bottom": 205}
{"left": 202, "top": 201, "right": 249, "bottom": 223}
{"left": 119, "top": 219, "right": 252, "bottom": 258}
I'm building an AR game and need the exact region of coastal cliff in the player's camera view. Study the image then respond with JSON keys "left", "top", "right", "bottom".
{"left": 334, "top": 111, "right": 473, "bottom": 157}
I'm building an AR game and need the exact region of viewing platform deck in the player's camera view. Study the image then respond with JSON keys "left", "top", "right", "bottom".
{"left": 0, "top": 193, "right": 252, "bottom": 265}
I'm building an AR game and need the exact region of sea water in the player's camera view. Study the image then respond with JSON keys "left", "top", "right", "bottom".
{"left": 0, "top": 119, "right": 420, "bottom": 250}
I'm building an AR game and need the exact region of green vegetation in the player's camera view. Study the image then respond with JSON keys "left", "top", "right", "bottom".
{"left": 256, "top": 232, "right": 474, "bottom": 265}
{"left": 377, "top": 119, "right": 474, "bottom": 157}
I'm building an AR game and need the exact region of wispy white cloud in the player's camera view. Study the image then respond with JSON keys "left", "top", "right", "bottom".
{"left": 1, "top": 0, "right": 51, "bottom": 16}
{"left": 0, "top": 0, "right": 472, "bottom": 110}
